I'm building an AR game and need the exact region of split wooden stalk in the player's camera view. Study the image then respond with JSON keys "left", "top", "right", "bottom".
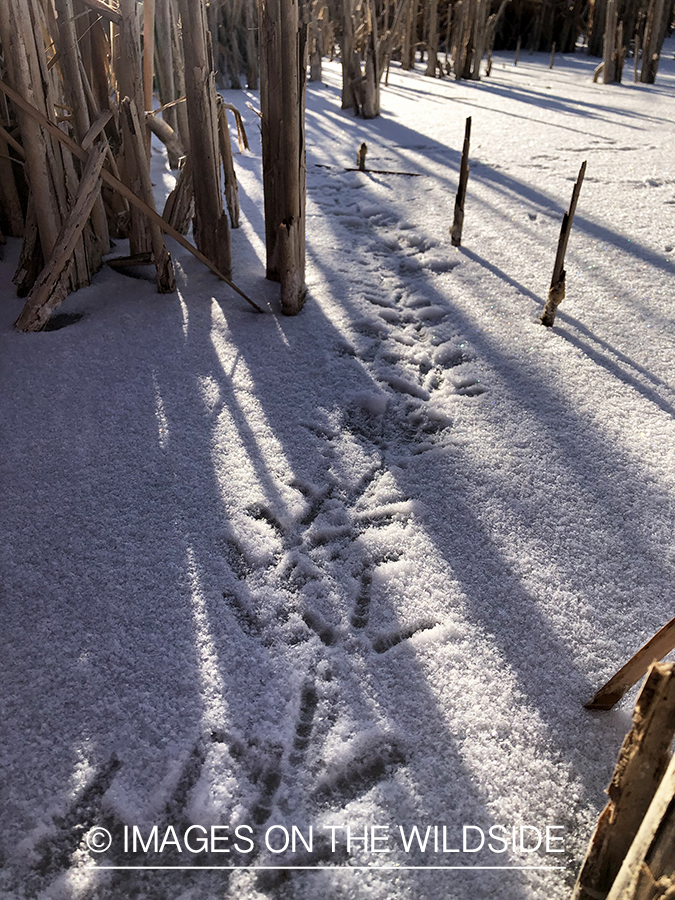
{"left": 220, "top": 102, "right": 249, "bottom": 152}
{"left": 170, "top": 0, "right": 190, "bottom": 149}
{"left": 363, "top": 0, "right": 380, "bottom": 118}
{"left": 0, "top": 0, "right": 62, "bottom": 263}
{"left": 483, "top": 0, "right": 509, "bottom": 78}
{"left": 531, "top": 0, "right": 546, "bottom": 53}
{"left": 640, "top": 0, "right": 667, "bottom": 83}
{"left": 78, "top": 0, "right": 122, "bottom": 25}
{"left": 443, "top": 2, "right": 452, "bottom": 70}
{"left": 259, "top": 0, "right": 307, "bottom": 313}
{"left": 634, "top": 32, "right": 641, "bottom": 82}
{"left": 54, "top": 0, "right": 110, "bottom": 264}
{"left": 309, "top": 0, "right": 324, "bottom": 81}
{"left": 177, "top": 0, "right": 231, "bottom": 277}
{"left": 424, "top": 0, "right": 439, "bottom": 76}
{"left": 154, "top": 0, "right": 179, "bottom": 141}
{"left": 572, "top": 663, "right": 675, "bottom": 900}
{"left": 451, "top": 0, "right": 464, "bottom": 76}
{"left": 143, "top": 0, "right": 156, "bottom": 158}
{"left": 616, "top": 22, "right": 625, "bottom": 81}
{"left": 540, "top": 160, "right": 586, "bottom": 327}
{"left": 61, "top": 125, "right": 101, "bottom": 283}
{"left": 469, "top": 0, "right": 489, "bottom": 80}
{"left": 162, "top": 156, "right": 194, "bottom": 234}
{"left": 55, "top": 0, "right": 93, "bottom": 149}
{"left": 606, "top": 718, "right": 675, "bottom": 899}
{"left": 603, "top": 0, "right": 619, "bottom": 82}
{"left": 362, "top": 0, "right": 408, "bottom": 114}
{"left": 117, "top": 0, "right": 145, "bottom": 119}
{"left": 74, "top": 3, "right": 94, "bottom": 94}
{"left": 451, "top": 0, "right": 491, "bottom": 81}
{"left": 451, "top": 116, "right": 471, "bottom": 247}
{"left": 12, "top": 0, "right": 94, "bottom": 291}
{"left": 245, "top": 0, "right": 259, "bottom": 88}
{"left": 121, "top": 96, "right": 175, "bottom": 292}
{"left": 13, "top": 198, "right": 43, "bottom": 297}
{"left": 81, "top": 8, "right": 111, "bottom": 120}
{"left": 586, "top": 614, "right": 675, "bottom": 711}
{"left": 44, "top": 0, "right": 94, "bottom": 291}
{"left": 403, "top": 0, "right": 420, "bottom": 69}
{"left": 15, "top": 144, "right": 108, "bottom": 332}
{"left": 118, "top": 0, "right": 152, "bottom": 255}
{"left": 146, "top": 112, "right": 185, "bottom": 168}
{"left": 77, "top": 52, "right": 114, "bottom": 146}
{"left": 589, "top": 0, "right": 608, "bottom": 56}
{"left": 357, "top": 141, "right": 368, "bottom": 171}
{"left": 220, "top": 0, "right": 245, "bottom": 90}
{"left": 216, "top": 96, "right": 240, "bottom": 229}
{"left": 0, "top": 130, "right": 24, "bottom": 237}
{"left": 0, "top": 77, "right": 261, "bottom": 311}
{"left": 82, "top": 110, "right": 114, "bottom": 150}
{"left": 340, "top": 0, "right": 359, "bottom": 109}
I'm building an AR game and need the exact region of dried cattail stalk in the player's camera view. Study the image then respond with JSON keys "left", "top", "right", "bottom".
{"left": 541, "top": 161, "right": 586, "bottom": 327}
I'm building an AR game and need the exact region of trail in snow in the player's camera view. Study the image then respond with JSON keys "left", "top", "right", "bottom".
{"left": 1, "top": 45, "right": 675, "bottom": 900}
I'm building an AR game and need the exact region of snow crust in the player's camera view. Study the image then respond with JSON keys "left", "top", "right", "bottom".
{"left": 2, "top": 43, "right": 675, "bottom": 900}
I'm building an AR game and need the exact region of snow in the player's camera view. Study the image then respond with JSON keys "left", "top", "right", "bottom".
{"left": 2, "top": 42, "right": 675, "bottom": 900}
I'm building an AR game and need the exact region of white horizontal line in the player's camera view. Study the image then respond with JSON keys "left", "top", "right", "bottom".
{"left": 85, "top": 865, "right": 567, "bottom": 871}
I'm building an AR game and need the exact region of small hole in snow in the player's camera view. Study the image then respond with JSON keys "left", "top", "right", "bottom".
{"left": 43, "top": 313, "right": 84, "bottom": 331}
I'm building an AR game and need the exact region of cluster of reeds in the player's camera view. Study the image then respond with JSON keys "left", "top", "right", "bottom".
{"left": 0, "top": 0, "right": 308, "bottom": 326}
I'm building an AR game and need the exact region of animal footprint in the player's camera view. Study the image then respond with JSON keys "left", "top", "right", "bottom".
{"left": 372, "top": 620, "right": 438, "bottom": 653}
{"left": 302, "top": 608, "right": 339, "bottom": 646}
{"left": 351, "top": 568, "right": 372, "bottom": 629}
{"left": 289, "top": 683, "right": 319, "bottom": 766}
{"left": 313, "top": 735, "right": 406, "bottom": 806}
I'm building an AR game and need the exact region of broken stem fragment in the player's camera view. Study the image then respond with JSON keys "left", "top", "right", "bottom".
{"left": 541, "top": 160, "right": 586, "bottom": 327}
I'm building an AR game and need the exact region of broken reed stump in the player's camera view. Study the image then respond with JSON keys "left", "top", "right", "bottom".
{"left": 216, "top": 96, "right": 241, "bottom": 229}
{"left": 146, "top": 112, "right": 185, "bottom": 169}
{"left": 15, "top": 144, "right": 108, "bottom": 332}
{"left": 586, "top": 614, "right": 675, "bottom": 711}
{"left": 121, "top": 97, "right": 176, "bottom": 293}
{"left": 606, "top": 746, "right": 675, "bottom": 899}
{"left": 259, "top": 0, "right": 307, "bottom": 314}
{"left": 162, "top": 156, "right": 195, "bottom": 234}
{"left": 178, "top": 0, "right": 232, "bottom": 278}
{"left": 357, "top": 141, "right": 368, "bottom": 171}
{"left": 540, "top": 160, "right": 586, "bottom": 327}
{"left": 119, "top": 0, "right": 152, "bottom": 257}
{"left": 572, "top": 662, "right": 675, "bottom": 900}
{"left": 451, "top": 116, "right": 471, "bottom": 247}
{"left": 219, "top": 101, "right": 250, "bottom": 152}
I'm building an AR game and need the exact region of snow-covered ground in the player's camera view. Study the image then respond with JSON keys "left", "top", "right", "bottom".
{"left": 2, "top": 41, "right": 675, "bottom": 900}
